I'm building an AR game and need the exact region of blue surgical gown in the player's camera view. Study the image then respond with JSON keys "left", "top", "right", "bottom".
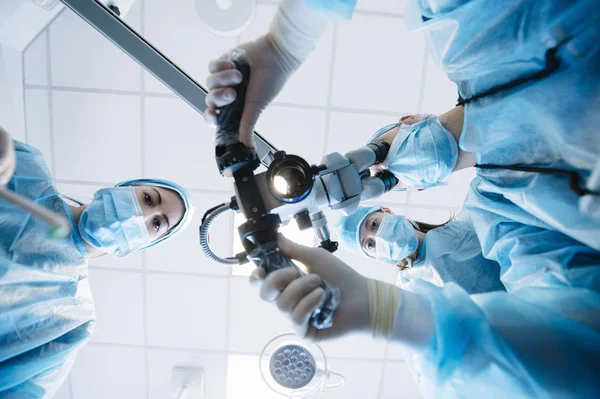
{"left": 0, "top": 141, "right": 95, "bottom": 397}
{"left": 306, "top": 0, "right": 600, "bottom": 396}
{"left": 399, "top": 212, "right": 504, "bottom": 295}
{"left": 399, "top": 0, "right": 600, "bottom": 396}
{"left": 404, "top": 0, "right": 600, "bottom": 250}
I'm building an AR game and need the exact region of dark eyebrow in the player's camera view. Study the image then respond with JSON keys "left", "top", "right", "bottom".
{"left": 152, "top": 188, "right": 162, "bottom": 205}
{"left": 163, "top": 213, "right": 170, "bottom": 230}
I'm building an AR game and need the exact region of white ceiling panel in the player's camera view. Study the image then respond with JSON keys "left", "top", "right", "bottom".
{"left": 144, "top": 96, "right": 231, "bottom": 191}
{"left": 50, "top": 9, "right": 141, "bottom": 91}
{"left": 24, "top": 31, "right": 47, "bottom": 86}
{"left": 88, "top": 268, "right": 145, "bottom": 345}
{"left": 52, "top": 90, "right": 142, "bottom": 182}
{"left": 143, "top": 0, "right": 237, "bottom": 93}
{"left": 24, "top": 88, "right": 52, "bottom": 170}
{"left": 146, "top": 273, "right": 228, "bottom": 350}
{"left": 70, "top": 344, "right": 146, "bottom": 399}
{"left": 332, "top": 15, "right": 426, "bottom": 113}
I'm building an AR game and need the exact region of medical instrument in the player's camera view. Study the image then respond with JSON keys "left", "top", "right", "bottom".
{"left": 0, "top": 186, "right": 70, "bottom": 238}
{"left": 199, "top": 52, "right": 399, "bottom": 329}
{"left": 260, "top": 333, "right": 344, "bottom": 398}
{"left": 59, "top": 0, "right": 391, "bottom": 329}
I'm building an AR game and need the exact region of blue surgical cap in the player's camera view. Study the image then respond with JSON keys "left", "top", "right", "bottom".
{"left": 333, "top": 206, "right": 381, "bottom": 256}
{"left": 115, "top": 178, "right": 195, "bottom": 249}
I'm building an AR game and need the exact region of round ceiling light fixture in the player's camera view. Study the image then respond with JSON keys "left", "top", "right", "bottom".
{"left": 195, "top": 0, "right": 256, "bottom": 37}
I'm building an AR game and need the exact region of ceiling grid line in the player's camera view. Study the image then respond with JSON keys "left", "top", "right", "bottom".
{"left": 85, "top": 340, "right": 393, "bottom": 362}
{"left": 21, "top": 51, "right": 29, "bottom": 144}
{"left": 45, "top": 28, "right": 57, "bottom": 177}
{"left": 137, "top": 1, "right": 152, "bottom": 399}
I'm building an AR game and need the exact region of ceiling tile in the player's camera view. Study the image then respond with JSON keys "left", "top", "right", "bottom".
{"left": 327, "top": 111, "right": 398, "bottom": 155}
{"left": 24, "top": 32, "right": 47, "bottom": 86}
{"left": 144, "top": 96, "right": 231, "bottom": 191}
{"left": 407, "top": 168, "right": 474, "bottom": 208}
{"left": 146, "top": 274, "right": 228, "bottom": 350}
{"left": 255, "top": 105, "right": 327, "bottom": 164}
{"left": 228, "top": 277, "right": 292, "bottom": 353}
{"left": 88, "top": 269, "right": 145, "bottom": 345}
{"left": 319, "top": 332, "right": 386, "bottom": 360}
{"left": 332, "top": 15, "right": 426, "bottom": 113}
{"left": 70, "top": 344, "right": 146, "bottom": 399}
{"left": 226, "top": 354, "right": 283, "bottom": 399}
{"left": 240, "top": 5, "right": 334, "bottom": 106}
{"left": 421, "top": 53, "right": 457, "bottom": 115}
{"left": 53, "top": 379, "right": 71, "bottom": 399}
{"left": 356, "top": 0, "right": 404, "bottom": 14}
{"left": 318, "top": 359, "right": 383, "bottom": 399}
{"left": 380, "top": 360, "right": 422, "bottom": 399}
{"left": 146, "top": 192, "right": 233, "bottom": 275}
{"left": 147, "top": 348, "right": 228, "bottom": 399}
{"left": 122, "top": 0, "right": 141, "bottom": 32}
{"left": 49, "top": 10, "right": 141, "bottom": 91}
{"left": 25, "top": 88, "right": 52, "bottom": 172}
{"left": 143, "top": 0, "right": 237, "bottom": 93}
{"left": 385, "top": 340, "right": 406, "bottom": 361}
{"left": 52, "top": 90, "right": 142, "bottom": 182}
{"left": 87, "top": 250, "right": 144, "bottom": 269}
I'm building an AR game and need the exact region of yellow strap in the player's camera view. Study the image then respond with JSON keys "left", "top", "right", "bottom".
{"left": 367, "top": 279, "right": 401, "bottom": 339}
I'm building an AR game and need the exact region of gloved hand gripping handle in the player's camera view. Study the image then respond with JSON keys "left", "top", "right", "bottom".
{"left": 214, "top": 50, "right": 340, "bottom": 330}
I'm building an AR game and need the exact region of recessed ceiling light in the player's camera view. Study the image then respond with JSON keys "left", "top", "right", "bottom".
{"left": 195, "top": 0, "right": 256, "bottom": 37}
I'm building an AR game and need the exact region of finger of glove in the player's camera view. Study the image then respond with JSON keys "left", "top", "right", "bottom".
{"left": 206, "top": 69, "right": 242, "bottom": 90}
{"left": 276, "top": 274, "right": 322, "bottom": 314}
{"left": 205, "top": 88, "right": 236, "bottom": 108}
{"left": 239, "top": 105, "right": 259, "bottom": 149}
{"left": 204, "top": 108, "right": 218, "bottom": 127}
{"left": 292, "top": 287, "right": 325, "bottom": 337}
{"left": 277, "top": 235, "right": 332, "bottom": 271}
{"left": 249, "top": 267, "right": 266, "bottom": 286}
{"left": 208, "top": 59, "right": 235, "bottom": 74}
{"left": 259, "top": 267, "right": 300, "bottom": 303}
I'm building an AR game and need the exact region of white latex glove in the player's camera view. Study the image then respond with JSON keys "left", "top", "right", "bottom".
{"left": 0, "top": 127, "right": 16, "bottom": 185}
{"left": 250, "top": 235, "right": 371, "bottom": 341}
{"left": 204, "top": 35, "right": 299, "bottom": 149}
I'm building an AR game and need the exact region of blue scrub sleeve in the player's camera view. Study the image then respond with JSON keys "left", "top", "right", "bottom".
{"left": 397, "top": 278, "right": 600, "bottom": 398}
{"left": 393, "top": 211, "right": 600, "bottom": 397}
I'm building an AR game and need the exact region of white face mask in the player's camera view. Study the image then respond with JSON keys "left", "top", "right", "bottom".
{"left": 383, "top": 115, "right": 458, "bottom": 189}
{"left": 375, "top": 215, "right": 419, "bottom": 264}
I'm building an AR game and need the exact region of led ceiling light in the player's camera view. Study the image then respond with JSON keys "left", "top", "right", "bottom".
{"left": 195, "top": 0, "right": 256, "bottom": 37}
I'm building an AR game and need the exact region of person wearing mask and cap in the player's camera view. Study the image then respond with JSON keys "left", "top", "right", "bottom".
{"left": 334, "top": 206, "right": 505, "bottom": 295}
{"left": 0, "top": 128, "right": 194, "bottom": 397}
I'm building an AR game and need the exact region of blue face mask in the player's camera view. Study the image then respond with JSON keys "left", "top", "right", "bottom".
{"left": 384, "top": 115, "right": 458, "bottom": 189}
{"left": 78, "top": 187, "right": 149, "bottom": 257}
{"left": 375, "top": 215, "right": 419, "bottom": 264}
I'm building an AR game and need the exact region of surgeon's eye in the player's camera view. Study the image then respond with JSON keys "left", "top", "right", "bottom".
{"left": 144, "top": 192, "right": 153, "bottom": 206}
{"left": 366, "top": 238, "right": 375, "bottom": 252}
{"left": 370, "top": 218, "right": 378, "bottom": 231}
{"left": 152, "top": 217, "right": 161, "bottom": 232}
